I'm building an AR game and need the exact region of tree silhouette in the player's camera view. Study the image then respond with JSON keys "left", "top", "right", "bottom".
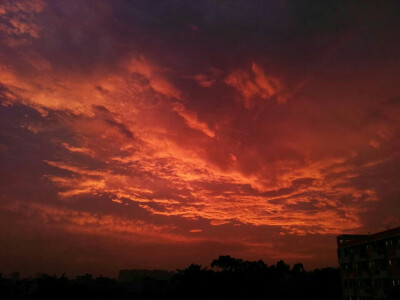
{"left": 292, "top": 263, "right": 305, "bottom": 273}
{"left": 0, "top": 256, "right": 343, "bottom": 300}
{"left": 211, "top": 255, "right": 243, "bottom": 272}
{"left": 276, "top": 260, "right": 290, "bottom": 274}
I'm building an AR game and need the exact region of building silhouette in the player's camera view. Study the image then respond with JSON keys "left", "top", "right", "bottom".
{"left": 337, "top": 227, "right": 400, "bottom": 300}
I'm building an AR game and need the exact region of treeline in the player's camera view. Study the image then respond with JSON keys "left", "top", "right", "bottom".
{"left": 172, "top": 255, "right": 342, "bottom": 300}
{"left": 0, "top": 255, "right": 342, "bottom": 300}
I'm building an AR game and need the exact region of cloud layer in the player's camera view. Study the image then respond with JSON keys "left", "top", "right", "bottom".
{"left": 1, "top": 0, "right": 400, "bottom": 277}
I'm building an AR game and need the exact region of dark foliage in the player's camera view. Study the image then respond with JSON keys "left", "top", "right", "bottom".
{"left": 172, "top": 256, "right": 342, "bottom": 300}
{"left": 0, "top": 256, "right": 344, "bottom": 300}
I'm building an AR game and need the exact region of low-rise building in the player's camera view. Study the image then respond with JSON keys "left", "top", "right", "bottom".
{"left": 337, "top": 227, "right": 400, "bottom": 300}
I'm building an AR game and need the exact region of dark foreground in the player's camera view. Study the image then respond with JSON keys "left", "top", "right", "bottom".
{"left": 0, "top": 256, "right": 345, "bottom": 300}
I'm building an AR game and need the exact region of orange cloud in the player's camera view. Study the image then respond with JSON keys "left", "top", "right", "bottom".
{"left": 2, "top": 0, "right": 400, "bottom": 275}
{"left": 172, "top": 102, "right": 216, "bottom": 138}
{"left": 193, "top": 74, "right": 215, "bottom": 88}
{"left": 2, "top": 202, "right": 203, "bottom": 244}
{"left": 0, "top": 0, "right": 45, "bottom": 43}
{"left": 1, "top": 54, "right": 369, "bottom": 236}
{"left": 225, "top": 63, "right": 286, "bottom": 108}
{"left": 127, "top": 56, "right": 182, "bottom": 100}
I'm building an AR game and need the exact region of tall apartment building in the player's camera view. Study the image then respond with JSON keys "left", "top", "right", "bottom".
{"left": 337, "top": 227, "right": 400, "bottom": 300}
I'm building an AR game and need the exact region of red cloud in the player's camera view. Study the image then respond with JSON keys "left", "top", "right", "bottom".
{"left": 225, "top": 63, "right": 286, "bottom": 109}
{"left": 1, "top": 0, "right": 400, "bottom": 276}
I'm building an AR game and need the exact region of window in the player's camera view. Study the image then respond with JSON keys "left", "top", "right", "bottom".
{"left": 344, "top": 249, "right": 349, "bottom": 257}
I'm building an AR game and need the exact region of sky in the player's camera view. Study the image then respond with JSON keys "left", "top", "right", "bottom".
{"left": 1, "top": 0, "right": 400, "bottom": 278}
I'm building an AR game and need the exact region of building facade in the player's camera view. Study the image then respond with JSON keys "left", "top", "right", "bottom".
{"left": 337, "top": 227, "right": 400, "bottom": 300}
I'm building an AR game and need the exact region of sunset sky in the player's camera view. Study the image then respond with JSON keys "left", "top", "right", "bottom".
{"left": 1, "top": 0, "right": 400, "bottom": 277}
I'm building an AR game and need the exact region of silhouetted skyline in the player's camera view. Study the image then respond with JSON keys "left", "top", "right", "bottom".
{"left": 0, "top": 256, "right": 345, "bottom": 300}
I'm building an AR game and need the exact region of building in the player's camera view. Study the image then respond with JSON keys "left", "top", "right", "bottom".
{"left": 337, "top": 227, "right": 400, "bottom": 300}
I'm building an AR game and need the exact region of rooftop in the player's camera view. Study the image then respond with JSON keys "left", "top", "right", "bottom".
{"left": 337, "top": 226, "right": 400, "bottom": 248}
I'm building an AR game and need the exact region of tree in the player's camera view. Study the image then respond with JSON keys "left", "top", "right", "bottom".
{"left": 276, "top": 260, "right": 290, "bottom": 274}
{"left": 211, "top": 255, "right": 243, "bottom": 272}
{"left": 292, "top": 263, "right": 305, "bottom": 273}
